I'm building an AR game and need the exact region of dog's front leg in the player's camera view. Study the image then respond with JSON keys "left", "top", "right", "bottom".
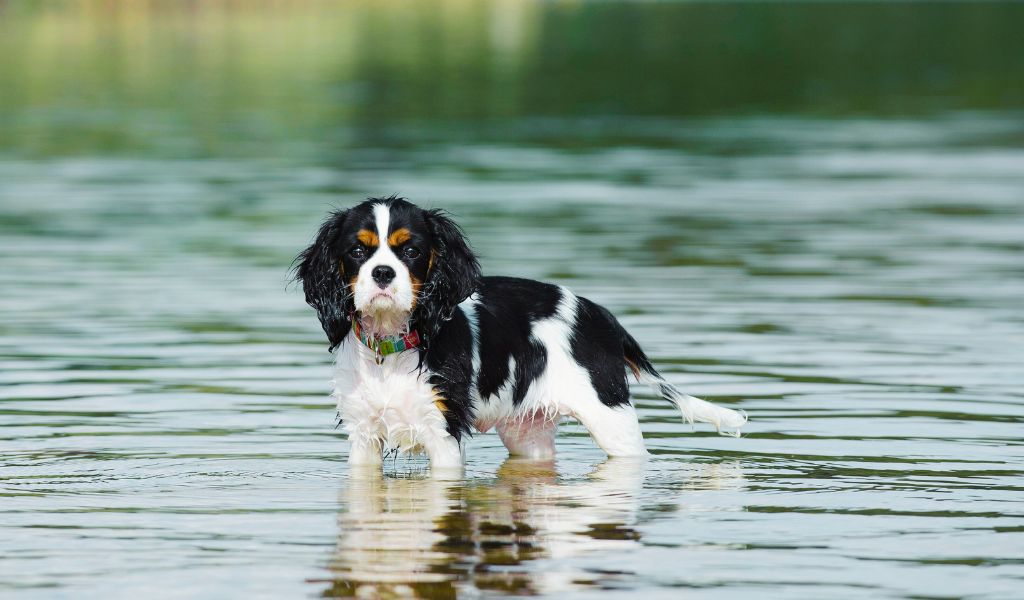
{"left": 423, "top": 434, "right": 463, "bottom": 472}
{"left": 347, "top": 432, "right": 384, "bottom": 468}
{"left": 422, "top": 333, "right": 474, "bottom": 472}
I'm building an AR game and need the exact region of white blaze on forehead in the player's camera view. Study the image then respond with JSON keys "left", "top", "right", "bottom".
{"left": 372, "top": 202, "right": 391, "bottom": 241}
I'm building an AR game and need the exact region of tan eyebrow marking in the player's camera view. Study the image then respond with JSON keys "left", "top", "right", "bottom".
{"left": 356, "top": 229, "right": 379, "bottom": 247}
{"left": 387, "top": 228, "right": 411, "bottom": 247}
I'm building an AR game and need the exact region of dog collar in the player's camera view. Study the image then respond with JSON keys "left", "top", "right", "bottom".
{"left": 351, "top": 320, "right": 421, "bottom": 364}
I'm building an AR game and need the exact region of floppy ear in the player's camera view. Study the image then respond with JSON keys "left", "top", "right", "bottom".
{"left": 415, "top": 208, "right": 481, "bottom": 346}
{"left": 293, "top": 210, "right": 352, "bottom": 351}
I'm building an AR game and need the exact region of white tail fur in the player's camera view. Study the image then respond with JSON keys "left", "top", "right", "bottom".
{"left": 639, "top": 373, "right": 747, "bottom": 437}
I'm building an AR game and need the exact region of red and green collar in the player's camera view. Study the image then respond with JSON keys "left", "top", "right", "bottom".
{"left": 351, "top": 320, "right": 421, "bottom": 364}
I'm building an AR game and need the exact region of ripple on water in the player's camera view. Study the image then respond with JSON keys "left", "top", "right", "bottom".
{"left": 2, "top": 114, "right": 1024, "bottom": 598}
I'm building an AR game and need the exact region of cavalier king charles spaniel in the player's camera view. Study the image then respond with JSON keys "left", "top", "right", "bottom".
{"left": 295, "top": 197, "right": 746, "bottom": 470}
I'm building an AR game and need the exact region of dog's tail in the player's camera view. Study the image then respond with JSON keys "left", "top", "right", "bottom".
{"left": 622, "top": 331, "right": 747, "bottom": 437}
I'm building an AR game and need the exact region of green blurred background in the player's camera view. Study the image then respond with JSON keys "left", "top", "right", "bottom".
{"left": 2, "top": 0, "right": 1022, "bottom": 158}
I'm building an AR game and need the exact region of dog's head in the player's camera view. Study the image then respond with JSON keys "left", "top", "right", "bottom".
{"left": 294, "top": 197, "right": 480, "bottom": 351}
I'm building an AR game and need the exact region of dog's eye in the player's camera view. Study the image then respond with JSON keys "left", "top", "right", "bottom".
{"left": 349, "top": 246, "right": 366, "bottom": 259}
{"left": 403, "top": 246, "right": 421, "bottom": 259}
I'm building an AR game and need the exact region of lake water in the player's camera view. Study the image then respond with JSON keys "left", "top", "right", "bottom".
{"left": 2, "top": 3, "right": 1024, "bottom": 599}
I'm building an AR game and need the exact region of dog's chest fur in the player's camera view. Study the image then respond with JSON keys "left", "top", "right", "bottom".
{"left": 332, "top": 338, "right": 447, "bottom": 454}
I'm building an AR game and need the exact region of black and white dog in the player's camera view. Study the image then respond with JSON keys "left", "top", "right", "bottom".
{"left": 295, "top": 197, "right": 746, "bottom": 469}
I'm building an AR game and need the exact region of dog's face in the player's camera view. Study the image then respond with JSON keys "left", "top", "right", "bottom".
{"left": 295, "top": 197, "right": 480, "bottom": 350}
{"left": 343, "top": 202, "right": 431, "bottom": 333}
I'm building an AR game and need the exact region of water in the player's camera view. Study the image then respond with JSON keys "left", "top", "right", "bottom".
{"left": 2, "top": 3, "right": 1024, "bottom": 599}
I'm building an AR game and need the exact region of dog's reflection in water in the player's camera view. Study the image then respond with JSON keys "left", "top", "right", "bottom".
{"left": 319, "top": 458, "right": 743, "bottom": 598}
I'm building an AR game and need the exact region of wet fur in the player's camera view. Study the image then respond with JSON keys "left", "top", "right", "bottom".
{"left": 295, "top": 197, "right": 746, "bottom": 468}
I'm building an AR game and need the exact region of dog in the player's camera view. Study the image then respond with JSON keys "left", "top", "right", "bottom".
{"left": 295, "top": 197, "right": 746, "bottom": 469}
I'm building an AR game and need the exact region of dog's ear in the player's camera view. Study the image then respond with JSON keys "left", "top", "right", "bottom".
{"left": 293, "top": 210, "right": 353, "bottom": 351}
{"left": 416, "top": 208, "right": 481, "bottom": 346}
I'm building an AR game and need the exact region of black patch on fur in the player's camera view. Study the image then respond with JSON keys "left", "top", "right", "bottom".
{"left": 621, "top": 327, "right": 659, "bottom": 378}
{"left": 473, "top": 277, "right": 561, "bottom": 403}
{"left": 413, "top": 207, "right": 481, "bottom": 352}
{"left": 423, "top": 307, "right": 475, "bottom": 441}
{"left": 510, "top": 339, "right": 547, "bottom": 406}
{"left": 570, "top": 296, "right": 632, "bottom": 408}
{"left": 293, "top": 208, "right": 355, "bottom": 351}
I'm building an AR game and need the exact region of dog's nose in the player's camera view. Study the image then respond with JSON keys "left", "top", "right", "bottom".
{"left": 371, "top": 265, "right": 396, "bottom": 287}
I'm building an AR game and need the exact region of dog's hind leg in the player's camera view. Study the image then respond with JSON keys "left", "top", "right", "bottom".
{"left": 565, "top": 397, "right": 649, "bottom": 458}
{"left": 497, "top": 411, "right": 559, "bottom": 460}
